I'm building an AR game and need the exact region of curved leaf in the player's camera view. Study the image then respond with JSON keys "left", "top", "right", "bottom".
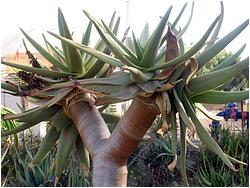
{"left": 41, "top": 71, "right": 133, "bottom": 93}
{"left": 58, "top": 8, "right": 84, "bottom": 73}
{"left": 1, "top": 81, "right": 18, "bottom": 92}
{"left": 172, "top": 3, "right": 188, "bottom": 30}
{"left": 32, "top": 127, "right": 60, "bottom": 165}
{"left": 123, "top": 66, "right": 152, "bottom": 83}
{"left": 139, "top": 23, "right": 150, "bottom": 48}
{"left": 160, "top": 2, "right": 188, "bottom": 46}
{"left": 2, "top": 61, "right": 75, "bottom": 78}
{"left": 204, "top": 1, "right": 224, "bottom": 49}
{"left": 55, "top": 123, "right": 78, "bottom": 179}
{"left": 103, "top": 85, "right": 141, "bottom": 103}
{"left": 20, "top": 28, "right": 68, "bottom": 72}
{"left": 3, "top": 89, "right": 70, "bottom": 120}
{"left": 48, "top": 32, "right": 124, "bottom": 68}
{"left": 2, "top": 121, "right": 40, "bottom": 137}
{"left": 84, "top": 16, "right": 120, "bottom": 78}
{"left": 101, "top": 20, "right": 139, "bottom": 63}
{"left": 84, "top": 11, "right": 117, "bottom": 70}
{"left": 191, "top": 90, "right": 249, "bottom": 104}
{"left": 179, "top": 118, "right": 189, "bottom": 186}
{"left": 173, "top": 89, "right": 195, "bottom": 132}
{"left": 140, "top": 6, "right": 172, "bottom": 67}
{"left": 212, "top": 44, "right": 246, "bottom": 71}
{"left": 50, "top": 109, "right": 71, "bottom": 131}
{"left": 42, "top": 34, "right": 66, "bottom": 66}
{"left": 81, "top": 21, "right": 92, "bottom": 46}
{"left": 177, "top": 1, "right": 194, "bottom": 39}
{"left": 195, "top": 103, "right": 223, "bottom": 121}
{"left": 132, "top": 32, "right": 143, "bottom": 60}
{"left": 75, "top": 135, "right": 90, "bottom": 176}
{"left": 170, "top": 109, "right": 177, "bottom": 155}
{"left": 196, "top": 19, "right": 249, "bottom": 69}
{"left": 137, "top": 80, "right": 162, "bottom": 93}
{"left": 188, "top": 57, "right": 249, "bottom": 95}
{"left": 83, "top": 10, "right": 140, "bottom": 68}
{"left": 182, "top": 93, "right": 236, "bottom": 171}
{"left": 146, "top": 15, "right": 221, "bottom": 72}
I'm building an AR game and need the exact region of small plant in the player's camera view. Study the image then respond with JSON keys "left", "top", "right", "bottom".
{"left": 128, "top": 135, "right": 197, "bottom": 186}
{"left": 196, "top": 161, "right": 233, "bottom": 187}
{"left": 1, "top": 132, "right": 57, "bottom": 187}
{"left": 196, "top": 126, "right": 249, "bottom": 187}
{"left": 1, "top": 106, "right": 19, "bottom": 147}
{"left": 1, "top": 133, "right": 91, "bottom": 187}
{"left": 66, "top": 153, "right": 91, "bottom": 187}
{"left": 1, "top": 106, "right": 20, "bottom": 187}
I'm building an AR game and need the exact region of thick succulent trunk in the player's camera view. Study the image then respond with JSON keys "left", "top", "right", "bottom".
{"left": 106, "top": 97, "right": 158, "bottom": 162}
{"left": 92, "top": 154, "right": 128, "bottom": 186}
{"left": 69, "top": 97, "right": 158, "bottom": 186}
{"left": 69, "top": 101, "right": 110, "bottom": 157}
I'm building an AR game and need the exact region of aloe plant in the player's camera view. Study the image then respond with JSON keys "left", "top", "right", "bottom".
{"left": 197, "top": 126, "right": 249, "bottom": 187}
{"left": 1, "top": 106, "right": 19, "bottom": 147}
{"left": 1, "top": 2, "right": 249, "bottom": 186}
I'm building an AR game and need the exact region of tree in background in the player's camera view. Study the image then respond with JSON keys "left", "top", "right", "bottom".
{"left": 199, "top": 49, "right": 248, "bottom": 91}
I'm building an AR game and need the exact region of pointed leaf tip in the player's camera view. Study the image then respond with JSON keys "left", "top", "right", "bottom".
{"left": 141, "top": 6, "right": 172, "bottom": 67}
{"left": 197, "top": 18, "right": 248, "bottom": 69}
{"left": 146, "top": 14, "right": 221, "bottom": 72}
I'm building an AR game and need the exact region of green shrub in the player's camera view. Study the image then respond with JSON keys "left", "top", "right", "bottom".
{"left": 128, "top": 135, "right": 197, "bottom": 186}
{"left": 196, "top": 126, "right": 249, "bottom": 187}
{"left": 1, "top": 133, "right": 90, "bottom": 187}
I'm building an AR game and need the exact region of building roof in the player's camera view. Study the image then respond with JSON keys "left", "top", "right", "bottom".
{"left": 2, "top": 52, "right": 53, "bottom": 73}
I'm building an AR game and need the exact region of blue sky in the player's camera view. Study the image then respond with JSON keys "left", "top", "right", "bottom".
{"left": 1, "top": 0, "right": 249, "bottom": 58}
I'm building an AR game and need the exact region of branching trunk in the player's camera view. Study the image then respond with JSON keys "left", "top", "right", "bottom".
{"left": 92, "top": 154, "right": 128, "bottom": 186}
{"left": 107, "top": 97, "right": 158, "bottom": 162}
{"left": 69, "top": 97, "right": 159, "bottom": 186}
{"left": 69, "top": 101, "right": 110, "bottom": 157}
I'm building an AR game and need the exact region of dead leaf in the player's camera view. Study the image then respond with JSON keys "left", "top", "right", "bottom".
{"left": 165, "top": 26, "right": 179, "bottom": 62}
{"left": 156, "top": 119, "right": 168, "bottom": 136}
{"left": 168, "top": 155, "right": 177, "bottom": 171}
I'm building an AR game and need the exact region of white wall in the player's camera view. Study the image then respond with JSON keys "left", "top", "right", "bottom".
{"left": 1, "top": 92, "right": 42, "bottom": 137}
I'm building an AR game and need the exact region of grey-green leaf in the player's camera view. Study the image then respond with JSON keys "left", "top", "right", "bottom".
{"left": 191, "top": 90, "right": 249, "bottom": 104}
{"left": 123, "top": 66, "right": 153, "bottom": 83}
{"left": 101, "top": 20, "right": 139, "bottom": 63}
{"left": 204, "top": 1, "right": 224, "bottom": 49}
{"left": 58, "top": 8, "right": 84, "bottom": 73}
{"left": 146, "top": 15, "right": 221, "bottom": 72}
{"left": 182, "top": 93, "right": 236, "bottom": 171}
{"left": 188, "top": 57, "right": 249, "bottom": 95}
{"left": 132, "top": 32, "right": 143, "bottom": 60}
{"left": 212, "top": 44, "right": 246, "bottom": 72}
{"left": 20, "top": 28, "right": 68, "bottom": 72}
{"left": 83, "top": 10, "right": 140, "bottom": 68}
{"left": 140, "top": 6, "right": 172, "bottom": 67}
{"left": 48, "top": 32, "right": 124, "bottom": 68}
{"left": 139, "top": 23, "right": 150, "bottom": 48}
{"left": 177, "top": 1, "right": 194, "bottom": 39}
{"left": 172, "top": 3, "right": 188, "bottom": 29}
{"left": 196, "top": 19, "right": 249, "bottom": 70}
{"left": 2, "top": 60, "right": 76, "bottom": 78}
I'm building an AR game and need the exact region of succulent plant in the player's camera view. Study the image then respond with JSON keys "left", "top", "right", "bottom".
{"left": 2, "top": 8, "right": 121, "bottom": 183}
{"left": 1, "top": 2, "right": 249, "bottom": 186}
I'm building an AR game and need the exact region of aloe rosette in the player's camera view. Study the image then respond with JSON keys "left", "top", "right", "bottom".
{"left": 1, "top": 2, "right": 249, "bottom": 186}
{"left": 2, "top": 9, "right": 122, "bottom": 181}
